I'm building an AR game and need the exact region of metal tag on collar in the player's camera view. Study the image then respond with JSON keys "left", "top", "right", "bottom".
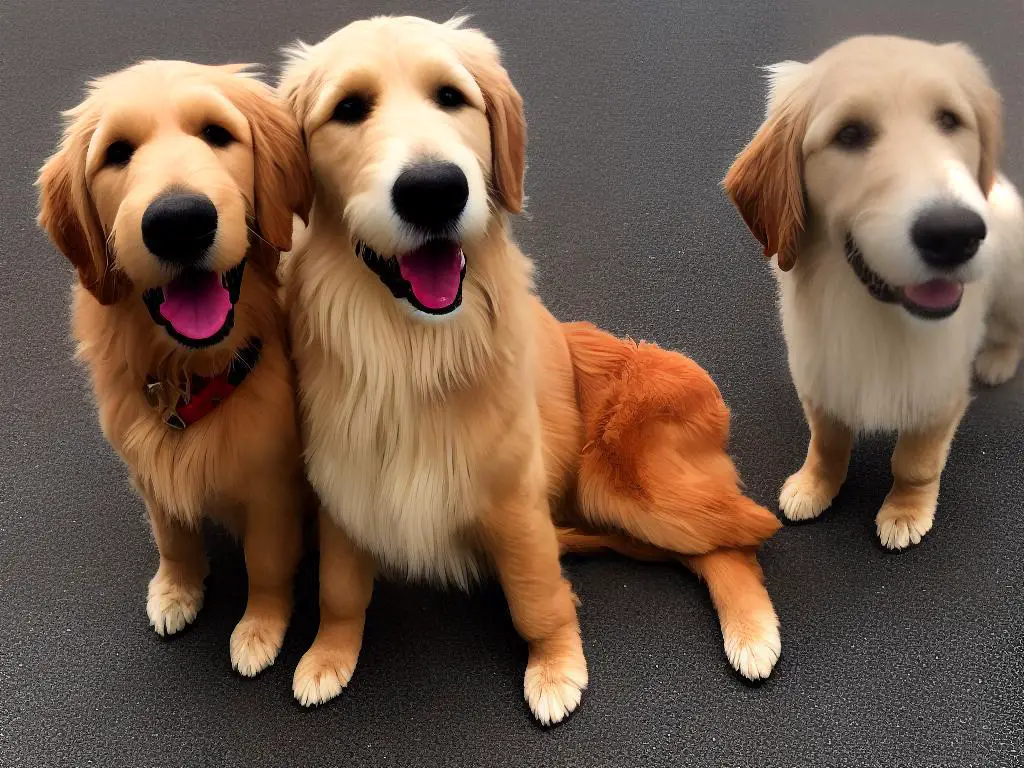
{"left": 143, "top": 380, "right": 164, "bottom": 409}
{"left": 165, "top": 413, "right": 187, "bottom": 431}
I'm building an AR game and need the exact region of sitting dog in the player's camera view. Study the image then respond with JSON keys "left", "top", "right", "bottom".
{"left": 37, "top": 61, "right": 313, "bottom": 675}
{"left": 724, "top": 36, "right": 1024, "bottom": 549}
{"left": 281, "top": 16, "right": 781, "bottom": 725}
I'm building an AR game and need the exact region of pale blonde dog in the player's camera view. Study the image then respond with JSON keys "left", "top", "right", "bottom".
{"left": 282, "top": 16, "right": 783, "bottom": 725}
{"left": 38, "top": 61, "right": 312, "bottom": 675}
{"left": 725, "top": 36, "right": 1024, "bottom": 549}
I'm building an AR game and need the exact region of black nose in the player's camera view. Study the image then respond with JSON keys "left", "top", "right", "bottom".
{"left": 911, "top": 203, "right": 987, "bottom": 269}
{"left": 141, "top": 192, "right": 218, "bottom": 265}
{"left": 391, "top": 162, "right": 469, "bottom": 232}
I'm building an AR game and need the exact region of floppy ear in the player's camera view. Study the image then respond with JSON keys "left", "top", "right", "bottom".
{"left": 450, "top": 23, "right": 527, "bottom": 214}
{"left": 943, "top": 42, "right": 1002, "bottom": 196}
{"left": 37, "top": 141, "right": 131, "bottom": 304}
{"left": 722, "top": 99, "right": 808, "bottom": 271}
{"left": 973, "top": 87, "right": 1002, "bottom": 196}
{"left": 223, "top": 76, "right": 313, "bottom": 261}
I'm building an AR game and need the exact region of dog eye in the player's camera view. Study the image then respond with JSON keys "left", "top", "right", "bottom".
{"left": 332, "top": 95, "right": 372, "bottom": 124}
{"left": 104, "top": 140, "right": 135, "bottom": 168}
{"left": 201, "top": 124, "right": 235, "bottom": 147}
{"left": 435, "top": 85, "right": 466, "bottom": 109}
{"left": 937, "top": 109, "right": 962, "bottom": 133}
{"left": 833, "top": 121, "right": 873, "bottom": 151}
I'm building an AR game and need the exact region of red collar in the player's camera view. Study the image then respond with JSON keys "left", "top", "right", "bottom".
{"left": 144, "top": 339, "right": 262, "bottom": 430}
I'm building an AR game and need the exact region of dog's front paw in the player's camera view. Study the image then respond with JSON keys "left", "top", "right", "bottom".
{"left": 292, "top": 642, "right": 358, "bottom": 707}
{"left": 876, "top": 501, "right": 934, "bottom": 550}
{"left": 722, "top": 608, "right": 781, "bottom": 681}
{"left": 524, "top": 635, "right": 588, "bottom": 727}
{"left": 779, "top": 468, "right": 838, "bottom": 521}
{"left": 230, "top": 614, "right": 287, "bottom": 677}
{"left": 975, "top": 344, "right": 1021, "bottom": 387}
{"left": 147, "top": 571, "right": 204, "bottom": 636}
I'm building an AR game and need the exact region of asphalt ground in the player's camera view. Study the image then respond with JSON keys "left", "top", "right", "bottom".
{"left": 2, "top": 1, "right": 1023, "bottom": 765}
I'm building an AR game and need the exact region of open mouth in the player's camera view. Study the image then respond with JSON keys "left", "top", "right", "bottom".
{"left": 844, "top": 235, "right": 963, "bottom": 320}
{"left": 358, "top": 240, "right": 466, "bottom": 315}
{"left": 142, "top": 259, "right": 245, "bottom": 348}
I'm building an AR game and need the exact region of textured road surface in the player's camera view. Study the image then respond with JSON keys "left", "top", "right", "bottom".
{"left": 3, "top": 1, "right": 1023, "bottom": 766}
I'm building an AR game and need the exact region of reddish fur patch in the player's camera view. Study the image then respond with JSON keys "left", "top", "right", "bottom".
{"left": 563, "top": 321, "right": 781, "bottom": 553}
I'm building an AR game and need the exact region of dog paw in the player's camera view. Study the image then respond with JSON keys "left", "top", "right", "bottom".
{"left": 975, "top": 344, "right": 1021, "bottom": 387}
{"left": 876, "top": 502, "right": 934, "bottom": 550}
{"left": 147, "top": 572, "right": 204, "bottom": 636}
{"left": 779, "top": 468, "right": 837, "bottom": 521}
{"left": 723, "top": 610, "right": 781, "bottom": 681}
{"left": 230, "top": 614, "right": 286, "bottom": 677}
{"left": 292, "top": 644, "right": 358, "bottom": 707}
{"left": 524, "top": 644, "right": 588, "bottom": 726}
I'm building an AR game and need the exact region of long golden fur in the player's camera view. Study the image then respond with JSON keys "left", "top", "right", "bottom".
{"left": 724, "top": 37, "right": 1024, "bottom": 549}
{"left": 37, "top": 60, "right": 313, "bottom": 676}
{"left": 281, "top": 15, "right": 781, "bottom": 725}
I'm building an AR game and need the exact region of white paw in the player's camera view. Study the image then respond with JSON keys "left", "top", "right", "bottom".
{"left": 723, "top": 610, "right": 781, "bottom": 681}
{"left": 147, "top": 573, "right": 203, "bottom": 636}
{"left": 975, "top": 344, "right": 1021, "bottom": 386}
{"left": 779, "top": 469, "right": 837, "bottom": 521}
{"left": 876, "top": 502, "right": 934, "bottom": 550}
{"left": 524, "top": 654, "right": 589, "bottom": 726}
{"left": 292, "top": 646, "right": 356, "bottom": 707}
{"left": 230, "top": 615, "right": 286, "bottom": 677}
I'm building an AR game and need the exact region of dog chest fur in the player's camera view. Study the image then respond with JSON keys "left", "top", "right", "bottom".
{"left": 777, "top": 242, "right": 988, "bottom": 432}
{"left": 73, "top": 285, "right": 301, "bottom": 525}
{"left": 292, "top": 237, "right": 535, "bottom": 589}
{"left": 304, "top": 393, "right": 488, "bottom": 588}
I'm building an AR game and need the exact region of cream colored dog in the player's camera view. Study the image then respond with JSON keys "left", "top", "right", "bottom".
{"left": 725, "top": 36, "right": 1024, "bottom": 549}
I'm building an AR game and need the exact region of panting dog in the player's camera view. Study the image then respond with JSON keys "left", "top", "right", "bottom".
{"left": 281, "top": 16, "right": 782, "bottom": 725}
{"left": 38, "top": 61, "right": 312, "bottom": 675}
{"left": 725, "top": 36, "right": 1024, "bottom": 549}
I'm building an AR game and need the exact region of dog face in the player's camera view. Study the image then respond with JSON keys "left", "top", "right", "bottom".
{"left": 280, "top": 16, "right": 525, "bottom": 320}
{"left": 38, "top": 61, "right": 311, "bottom": 348}
{"left": 725, "top": 36, "right": 1002, "bottom": 320}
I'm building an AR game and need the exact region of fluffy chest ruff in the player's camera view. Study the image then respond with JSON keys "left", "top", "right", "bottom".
{"left": 291, "top": 229, "right": 536, "bottom": 589}
{"left": 72, "top": 282, "right": 301, "bottom": 525}
{"left": 776, "top": 242, "right": 989, "bottom": 432}
{"left": 304, "top": 394, "right": 490, "bottom": 588}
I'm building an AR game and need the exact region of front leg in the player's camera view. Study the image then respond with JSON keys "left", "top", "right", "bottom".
{"left": 145, "top": 498, "right": 208, "bottom": 637}
{"left": 482, "top": 473, "right": 588, "bottom": 726}
{"left": 779, "top": 401, "right": 854, "bottom": 521}
{"left": 877, "top": 400, "right": 967, "bottom": 550}
{"left": 293, "top": 509, "right": 375, "bottom": 707}
{"left": 230, "top": 477, "right": 302, "bottom": 677}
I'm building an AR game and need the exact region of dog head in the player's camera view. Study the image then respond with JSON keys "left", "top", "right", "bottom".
{"left": 724, "top": 36, "right": 1002, "bottom": 320}
{"left": 38, "top": 60, "right": 312, "bottom": 348}
{"left": 279, "top": 15, "right": 525, "bottom": 320}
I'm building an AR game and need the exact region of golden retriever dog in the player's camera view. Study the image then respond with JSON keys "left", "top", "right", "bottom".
{"left": 725, "top": 36, "right": 1024, "bottom": 550}
{"left": 281, "top": 15, "right": 782, "bottom": 725}
{"left": 37, "top": 61, "right": 313, "bottom": 675}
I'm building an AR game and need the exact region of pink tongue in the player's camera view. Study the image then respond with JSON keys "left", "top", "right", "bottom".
{"left": 159, "top": 271, "right": 232, "bottom": 340}
{"left": 398, "top": 242, "right": 464, "bottom": 310}
{"left": 902, "top": 279, "right": 964, "bottom": 310}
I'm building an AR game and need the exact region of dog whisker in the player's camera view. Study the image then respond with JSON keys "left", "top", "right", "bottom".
{"left": 246, "top": 224, "right": 274, "bottom": 250}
